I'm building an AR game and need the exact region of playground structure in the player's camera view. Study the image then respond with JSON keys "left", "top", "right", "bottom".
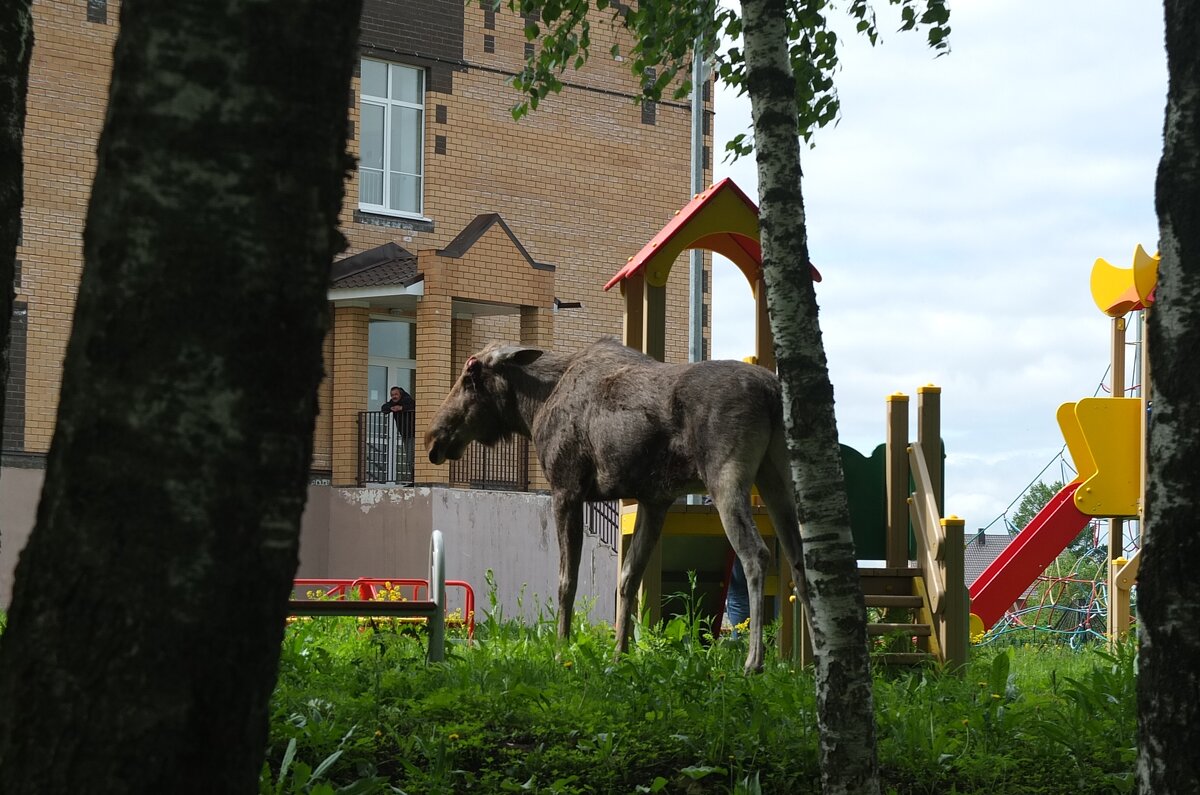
{"left": 604, "top": 179, "right": 969, "bottom": 667}
{"left": 969, "top": 245, "right": 1157, "bottom": 644}
{"left": 288, "top": 530, "right": 477, "bottom": 661}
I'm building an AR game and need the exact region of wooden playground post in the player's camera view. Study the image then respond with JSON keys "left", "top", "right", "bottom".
{"left": 912, "top": 385, "right": 967, "bottom": 669}
{"left": 1107, "top": 316, "right": 1128, "bottom": 647}
{"left": 885, "top": 393, "right": 910, "bottom": 568}
{"left": 754, "top": 276, "right": 776, "bottom": 371}
{"left": 917, "top": 386, "right": 943, "bottom": 516}
{"left": 940, "top": 516, "right": 968, "bottom": 668}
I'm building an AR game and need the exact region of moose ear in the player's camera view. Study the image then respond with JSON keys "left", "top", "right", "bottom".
{"left": 484, "top": 346, "right": 544, "bottom": 368}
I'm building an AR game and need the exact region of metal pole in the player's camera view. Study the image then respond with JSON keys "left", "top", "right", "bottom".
{"left": 687, "top": 40, "right": 705, "bottom": 364}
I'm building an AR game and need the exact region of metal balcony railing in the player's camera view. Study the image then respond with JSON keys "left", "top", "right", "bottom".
{"left": 584, "top": 500, "right": 620, "bottom": 553}
{"left": 358, "top": 411, "right": 415, "bottom": 486}
{"left": 448, "top": 437, "right": 530, "bottom": 492}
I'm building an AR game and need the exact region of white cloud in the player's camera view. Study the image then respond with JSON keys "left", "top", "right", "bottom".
{"left": 710, "top": 0, "right": 1164, "bottom": 528}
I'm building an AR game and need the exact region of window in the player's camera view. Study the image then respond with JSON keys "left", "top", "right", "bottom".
{"left": 359, "top": 59, "right": 425, "bottom": 217}
{"left": 367, "top": 319, "right": 416, "bottom": 409}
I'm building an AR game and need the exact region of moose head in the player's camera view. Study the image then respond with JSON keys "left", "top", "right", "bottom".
{"left": 425, "top": 344, "right": 545, "bottom": 465}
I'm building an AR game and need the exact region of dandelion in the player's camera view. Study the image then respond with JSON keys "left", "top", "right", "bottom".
{"left": 563, "top": 660, "right": 574, "bottom": 669}
{"left": 961, "top": 719, "right": 969, "bottom": 726}
{"left": 991, "top": 693, "right": 1001, "bottom": 700}
{"left": 449, "top": 733, "right": 460, "bottom": 742}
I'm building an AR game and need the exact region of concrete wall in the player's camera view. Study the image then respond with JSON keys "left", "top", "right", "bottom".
{"left": 316, "top": 485, "right": 617, "bottom": 625}
{"left": 0, "top": 467, "right": 43, "bottom": 605}
{"left": 1, "top": 470, "right": 618, "bottom": 629}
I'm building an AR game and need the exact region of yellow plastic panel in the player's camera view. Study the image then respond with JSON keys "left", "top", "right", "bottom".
{"left": 1089, "top": 245, "right": 1160, "bottom": 317}
{"left": 1056, "top": 402, "right": 1093, "bottom": 483}
{"left": 1073, "top": 397, "right": 1142, "bottom": 517}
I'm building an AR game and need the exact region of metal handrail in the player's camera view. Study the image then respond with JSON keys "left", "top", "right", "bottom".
{"left": 357, "top": 410, "right": 416, "bottom": 486}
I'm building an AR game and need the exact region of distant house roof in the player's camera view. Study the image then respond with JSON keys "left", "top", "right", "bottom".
{"left": 331, "top": 242, "right": 421, "bottom": 289}
{"left": 964, "top": 533, "right": 1011, "bottom": 587}
{"left": 964, "top": 532, "right": 1037, "bottom": 599}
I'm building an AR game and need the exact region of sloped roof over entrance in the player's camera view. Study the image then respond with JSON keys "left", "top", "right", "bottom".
{"left": 437, "top": 213, "right": 554, "bottom": 271}
{"left": 331, "top": 242, "right": 421, "bottom": 289}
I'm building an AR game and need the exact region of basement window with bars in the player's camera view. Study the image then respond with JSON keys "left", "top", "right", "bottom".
{"left": 359, "top": 59, "right": 425, "bottom": 218}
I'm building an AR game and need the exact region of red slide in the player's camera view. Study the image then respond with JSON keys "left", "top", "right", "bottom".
{"left": 969, "top": 481, "right": 1091, "bottom": 630}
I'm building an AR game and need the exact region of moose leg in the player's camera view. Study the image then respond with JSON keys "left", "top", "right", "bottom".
{"left": 711, "top": 486, "right": 772, "bottom": 674}
{"left": 755, "top": 445, "right": 807, "bottom": 604}
{"left": 552, "top": 494, "right": 584, "bottom": 641}
{"left": 614, "top": 501, "right": 668, "bottom": 657}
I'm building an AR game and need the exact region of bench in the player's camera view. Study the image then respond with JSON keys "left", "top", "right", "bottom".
{"left": 288, "top": 530, "right": 466, "bottom": 662}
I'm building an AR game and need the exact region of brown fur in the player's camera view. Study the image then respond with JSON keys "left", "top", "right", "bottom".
{"left": 426, "top": 337, "right": 806, "bottom": 673}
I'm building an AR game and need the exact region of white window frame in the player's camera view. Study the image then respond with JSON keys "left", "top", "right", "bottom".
{"left": 359, "top": 59, "right": 426, "bottom": 219}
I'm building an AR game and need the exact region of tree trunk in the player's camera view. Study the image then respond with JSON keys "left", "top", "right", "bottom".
{"left": 740, "top": 0, "right": 880, "bottom": 792}
{"left": 1139, "top": 1, "right": 1200, "bottom": 792}
{"left": 0, "top": 1, "right": 362, "bottom": 792}
{"left": 0, "top": 0, "right": 33, "bottom": 534}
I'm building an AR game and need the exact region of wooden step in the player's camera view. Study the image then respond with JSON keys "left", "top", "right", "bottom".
{"left": 873, "top": 652, "right": 935, "bottom": 666}
{"left": 867, "top": 622, "right": 931, "bottom": 637}
{"left": 864, "top": 594, "right": 923, "bottom": 609}
{"left": 858, "top": 567, "right": 923, "bottom": 599}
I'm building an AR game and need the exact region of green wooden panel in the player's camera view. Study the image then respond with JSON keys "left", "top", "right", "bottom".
{"left": 841, "top": 443, "right": 888, "bottom": 560}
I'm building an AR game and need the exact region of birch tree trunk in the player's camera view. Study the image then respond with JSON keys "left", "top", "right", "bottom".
{"left": 740, "top": 0, "right": 880, "bottom": 792}
{"left": 1138, "top": 1, "right": 1200, "bottom": 791}
{"left": 0, "top": 0, "right": 32, "bottom": 525}
{"left": 0, "top": 1, "right": 361, "bottom": 792}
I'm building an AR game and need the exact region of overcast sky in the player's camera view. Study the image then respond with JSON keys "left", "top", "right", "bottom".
{"left": 708, "top": 1, "right": 1167, "bottom": 533}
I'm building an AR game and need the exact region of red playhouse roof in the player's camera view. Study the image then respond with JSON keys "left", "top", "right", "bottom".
{"left": 604, "top": 177, "right": 820, "bottom": 292}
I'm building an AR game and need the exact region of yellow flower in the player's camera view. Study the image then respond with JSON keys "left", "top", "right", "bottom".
{"left": 961, "top": 719, "right": 969, "bottom": 726}
{"left": 449, "top": 733, "right": 460, "bottom": 741}
{"left": 563, "top": 660, "right": 574, "bottom": 669}
{"left": 991, "top": 693, "right": 1001, "bottom": 700}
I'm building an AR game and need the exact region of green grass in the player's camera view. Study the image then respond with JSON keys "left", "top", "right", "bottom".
{"left": 263, "top": 597, "right": 1137, "bottom": 795}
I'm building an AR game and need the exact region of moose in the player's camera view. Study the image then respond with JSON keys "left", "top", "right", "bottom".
{"left": 426, "top": 337, "right": 806, "bottom": 673}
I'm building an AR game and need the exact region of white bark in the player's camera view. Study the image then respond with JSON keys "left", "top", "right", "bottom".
{"left": 740, "top": 0, "right": 881, "bottom": 792}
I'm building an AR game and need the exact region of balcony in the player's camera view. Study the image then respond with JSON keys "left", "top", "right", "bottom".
{"left": 448, "top": 437, "right": 530, "bottom": 492}
{"left": 358, "top": 411, "right": 415, "bottom": 486}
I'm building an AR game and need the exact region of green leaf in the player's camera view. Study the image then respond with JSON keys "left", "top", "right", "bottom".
{"left": 989, "top": 649, "right": 1011, "bottom": 698}
{"left": 277, "top": 738, "right": 297, "bottom": 787}
{"left": 679, "top": 765, "right": 726, "bottom": 780}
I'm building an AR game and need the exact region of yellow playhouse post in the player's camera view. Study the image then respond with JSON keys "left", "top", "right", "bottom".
{"left": 1088, "top": 244, "right": 1159, "bottom": 646}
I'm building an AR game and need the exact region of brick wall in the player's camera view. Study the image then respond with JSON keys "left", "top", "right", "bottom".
{"left": 16, "top": 1, "right": 714, "bottom": 480}
{"left": 15, "top": 0, "right": 119, "bottom": 455}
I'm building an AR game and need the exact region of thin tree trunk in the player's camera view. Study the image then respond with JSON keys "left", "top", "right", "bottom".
{"left": 1138, "top": 1, "right": 1200, "bottom": 792}
{"left": 0, "top": 0, "right": 33, "bottom": 543}
{"left": 0, "top": 1, "right": 361, "bottom": 792}
{"left": 740, "top": 0, "right": 880, "bottom": 792}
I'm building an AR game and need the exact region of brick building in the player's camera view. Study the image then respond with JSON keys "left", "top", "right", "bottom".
{"left": 1, "top": 0, "right": 713, "bottom": 619}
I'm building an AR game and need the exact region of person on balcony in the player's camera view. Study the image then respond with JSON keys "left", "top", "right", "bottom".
{"left": 381, "top": 386, "right": 414, "bottom": 425}
{"left": 381, "top": 386, "right": 416, "bottom": 485}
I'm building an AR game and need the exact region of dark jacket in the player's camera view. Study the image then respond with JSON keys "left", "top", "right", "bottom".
{"left": 381, "top": 390, "right": 415, "bottom": 415}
